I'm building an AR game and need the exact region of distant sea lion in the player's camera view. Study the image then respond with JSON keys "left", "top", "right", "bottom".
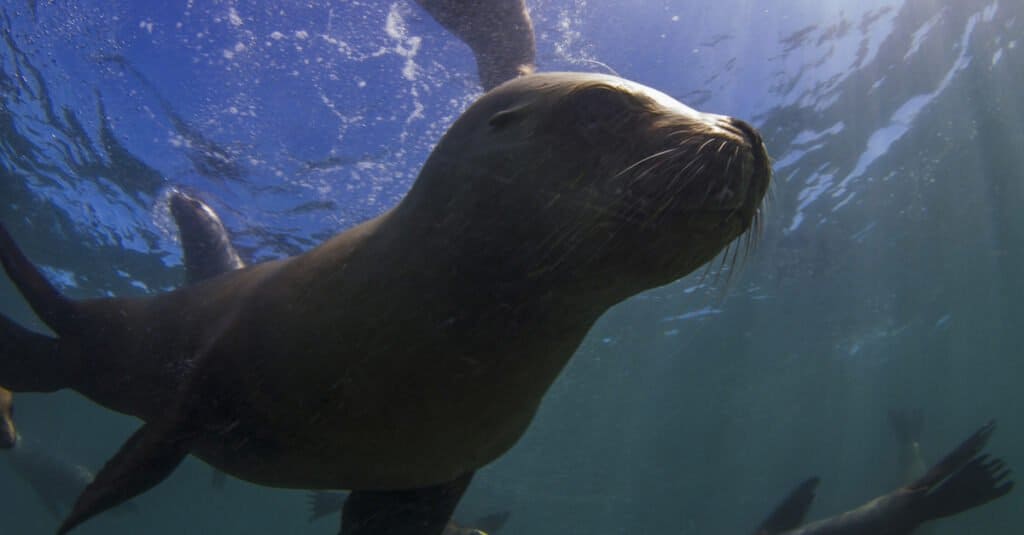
{"left": 0, "top": 387, "right": 14, "bottom": 448}
{"left": 754, "top": 421, "right": 1014, "bottom": 535}
{"left": 307, "top": 491, "right": 510, "bottom": 534}
{"left": 415, "top": 0, "right": 535, "bottom": 90}
{"left": 0, "top": 72, "right": 770, "bottom": 534}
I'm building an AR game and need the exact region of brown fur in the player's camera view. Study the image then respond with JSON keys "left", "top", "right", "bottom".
{"left": 2, "top": 72, "right": 769, "bottom": 499}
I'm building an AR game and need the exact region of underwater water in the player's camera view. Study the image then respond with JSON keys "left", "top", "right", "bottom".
{"left": 0, "top": 0, "right": 1021, "bottom": 533}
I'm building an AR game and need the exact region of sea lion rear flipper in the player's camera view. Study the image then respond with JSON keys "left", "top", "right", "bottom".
{"left": 752, "top": 477, "right": 819, "bottom": 535}
{"left": 340, "top": 472, "right": 474, "bottom": 535}
{"left": 909, "top": 420, "right": 995, "bottom": 489}
{"left": 57, "top": 421, "right": 195, "bottom": 535}
{"left": 307, "top": 491, "right": 348, "bottom": 522}
{"left": 906, "top": 421, "right": 1014, "bottom": 524}
{"left": 0, "top": 225, "right": 77, "bottom": 393}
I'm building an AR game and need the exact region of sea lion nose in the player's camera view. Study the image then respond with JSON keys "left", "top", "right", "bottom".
{"left": 726, "top": 118, "right": 764, "bottom": 152}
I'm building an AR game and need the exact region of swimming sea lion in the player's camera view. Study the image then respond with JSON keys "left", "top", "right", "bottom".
{"left": 0, "top": 387, "right": 14, "bottom": 448}
{"left": 753, "top": 421, "right": 1014, "bottom": 535}
{"left": 0, "top": 72, "right": 770, "bottom": 534}
{"left": 307, "top": 490, "right": 510, "bottom": 534}
{"left": 415, "top": 0, "right": 535, "bottom": 90}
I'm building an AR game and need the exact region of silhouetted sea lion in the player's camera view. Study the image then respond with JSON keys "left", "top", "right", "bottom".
{"left": 0, "top": 72, "right": 770, "bottom": 534}
{"left": 415, "top": 0, "right": 535, "bottom": 90}
{"left": 307, "top": 490, "right": 510, "bottom": 534}
{"left": 753, "top": 421, "right": 1014, "bottom": 535}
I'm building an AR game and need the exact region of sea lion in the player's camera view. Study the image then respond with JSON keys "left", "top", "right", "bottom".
{"left": 0, "top": 387, "right": 14, "bottom": 448}
{"left": 0, "top": 72, "right": 770, "bottom": 534}
{"left": 415, "top": 0, "right": 535, "bottom": 90}
{"left": 307, "top": 490, "right": 510, "bottom": 534}
{"left": 753, "top": 421, "right": 1014, "bottom": 535}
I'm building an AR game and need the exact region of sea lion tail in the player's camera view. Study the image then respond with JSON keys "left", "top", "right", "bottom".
{"left": 0, "top": 224, "right": 76, "bottom": 392}
{"left": 908, "top": 421, "right": 1014, "bottom": 524}
{"left": 752, "top": 477, "right": 819, "bottom": 535}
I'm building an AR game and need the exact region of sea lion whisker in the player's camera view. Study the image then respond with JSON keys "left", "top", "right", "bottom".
{"left": 614, "top": 148, "right": 681, "bottom": 180}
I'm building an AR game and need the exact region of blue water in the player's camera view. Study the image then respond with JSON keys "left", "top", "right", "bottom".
{"left": 1, "top": 0, "right": 1021, "bottom": 533}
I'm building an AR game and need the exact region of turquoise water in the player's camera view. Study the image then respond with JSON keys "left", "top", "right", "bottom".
{"left": 1, "top": 0, "right": 1021, "bottom": 533}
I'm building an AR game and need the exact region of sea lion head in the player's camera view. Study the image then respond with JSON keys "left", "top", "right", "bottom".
{"left": 398, "top": 72, "right": 771, "bottom": 307}
{"left": 0, "top": 387, "right": 15, "bottom": 449}
{"left": 167, "top": 189, "right": 245, "bottom": 283}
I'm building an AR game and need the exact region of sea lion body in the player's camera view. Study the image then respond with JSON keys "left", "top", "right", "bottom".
{"left": 0, "top": 72, "right": 770, "bottom": 531}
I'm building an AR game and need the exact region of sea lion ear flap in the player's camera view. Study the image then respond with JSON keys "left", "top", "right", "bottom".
{"left": 488, "top": 103, "right": 530, "bottom": 129}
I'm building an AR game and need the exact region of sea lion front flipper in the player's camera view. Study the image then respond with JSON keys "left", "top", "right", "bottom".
{"left": 340, "top": 472, "right": 474, "bottom": 535}
{"left": 57, "top": 421, "right": 196, "bottom": 535}
{"left": 752, "top": 477, "right": 819, "bottom": 535}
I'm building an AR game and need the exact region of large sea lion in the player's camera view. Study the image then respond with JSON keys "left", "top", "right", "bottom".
{"left": 415, "top": 0, "right": 535, "bottom": 90}
{"left": 753, "top": 421, "right": 1014, "bottom": 535}
{"left": 0, "top": 72, "right": 770, "bottom": 534}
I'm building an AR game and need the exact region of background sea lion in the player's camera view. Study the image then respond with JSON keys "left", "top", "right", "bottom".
{"left": 753, "top": 421, "right": 1014, "bottom": 535}
{"left": 0, "top": 72, "right": 770, "bottom": 534}
{"left": 415, "top": 0, "right": 536, "bottom": 90}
